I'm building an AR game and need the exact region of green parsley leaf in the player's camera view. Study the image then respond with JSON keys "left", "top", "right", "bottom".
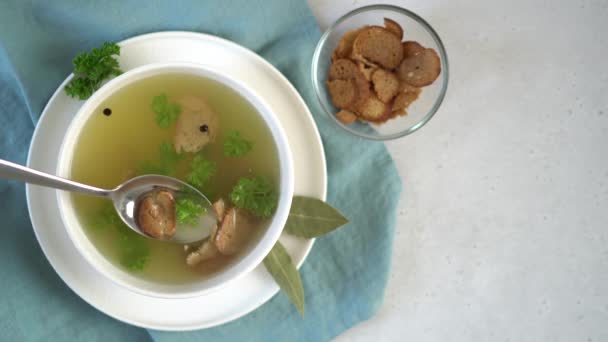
{"left": 136, "top": 160, "right": 167, "bottom": 176}
{"left": 65, "top": 42, "right": 122, "bottom": 100}
{"left": 159, "top": 142, "right": 182, "bottom": 175}
{"left": 186, "top": 154, "right": 217, "bottom": 189}
{"left": 223, "top": 130, "right": 253, "bottom": 157}
{"left": 116, "top": 226, "right": 150, "bottom": 272}
{"left": 136, "top": 142, "right": 182, "bottom": 176}
{"left": 175, "top": 197, "right": 206, "bottom": 225}
{"left": 93, "top": 201, "right": 150, "bottom": 272}
{"left": 180, "top": 185, "right": 217, "bottom": 203}
{"left": 229, "top": 176, "right": 277, "bottom": 218}
{"left": 151, "top": 94, "right": 181, "bottom": 128}
{"left": 91, "top": 201, "right": 121, "bottom": 230}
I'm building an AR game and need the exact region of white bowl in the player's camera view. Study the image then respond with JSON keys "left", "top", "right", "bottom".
{"left": 56, "top": 62, "right": 294, "bottom": 299}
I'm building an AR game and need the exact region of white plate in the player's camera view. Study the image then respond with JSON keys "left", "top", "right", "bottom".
{"left": 26, "top": 31, "right": 327, "bottom": 331}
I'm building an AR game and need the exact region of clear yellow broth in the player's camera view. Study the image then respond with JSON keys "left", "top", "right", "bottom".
{"left": 69, "top": 73, "right": 279, "bottom": 284}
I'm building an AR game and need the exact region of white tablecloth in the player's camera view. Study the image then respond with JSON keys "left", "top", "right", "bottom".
{"left": 307, "top": 0, "right": 608, "bottom": 341}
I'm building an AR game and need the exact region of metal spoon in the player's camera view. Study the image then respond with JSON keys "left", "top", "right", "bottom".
{"left": 0, "top": 158, "right": 216, "bottom": 244}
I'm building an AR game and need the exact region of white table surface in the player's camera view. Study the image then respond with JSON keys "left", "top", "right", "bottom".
{"left": 307, "top": 0, "right": 608, "bottom": 341}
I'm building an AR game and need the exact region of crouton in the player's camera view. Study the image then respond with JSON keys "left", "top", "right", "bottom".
{"left": 392, "top": 108, "right": 407, "bottom": 117}
{"left": 327, "top": 79, "right": 357, "bottom": 109}
{"left": 332, "top": 28, "right": 364, "bottom": 61}
{"left": 402, "top": 41, "right": 424, "bottom": 56}
{"left": 383, "top": 18, "right": 404, "bottom": 40}
{"left": 392, "top": 91, "right": 420, "bottom": 111}
{"left": 336, "top": 110, "right": 358, "bottom": 124}
{"left": 352, "top": 26, "right": 403, "bottom": 69}
{"left": 356, "top": 61, "right": 377, "bottom": 81}
{"left": 352, "top": 70, "right": 372, "bottom": 110}
{"left": 371, "top": 69, "right": 399, "bottom": 103}
{"left": 398, "top": 80, "right": 422, "bottom": 95}
{"left": 397, "top": 45, "right": 441, "bottom": 87}
{"left": 357, "top": 94, "right": 390, "bottom": 122}
{"left": 325, "top": 21, "right": 440, "bottom": 125}
{"left": 329, "top": 58, "right": 359, "bottom": 80}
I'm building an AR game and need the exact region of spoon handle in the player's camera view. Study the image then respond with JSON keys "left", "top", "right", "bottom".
{"left": 0, "top": 159, "right": 111, "bottom": 198}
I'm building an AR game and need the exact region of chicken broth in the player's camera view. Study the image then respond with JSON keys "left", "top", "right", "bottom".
{"left": 69, "top": 73, "right": 280, "bottom": 284}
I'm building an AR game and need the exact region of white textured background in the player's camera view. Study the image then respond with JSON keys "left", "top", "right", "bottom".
{"left": 307, "top": 0, "right": 608, "bottom": 341}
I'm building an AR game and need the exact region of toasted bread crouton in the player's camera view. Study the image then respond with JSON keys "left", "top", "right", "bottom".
{"left": 350, "top": 54, "right": 379, "bottom": 69}
{"left": 371, "top": 69, "right": 399, "bottom": 103}
{"left": 352, "top": 26, "right": 403, "bottom": 69}
{"left": 351, "top": 70, "right": 372, "bottom": 110}
{"left": 329, "top": 58, "right": 359, "bottom": 80}
{"left": 174, "top": 95, "right": 219, "bottom": 153}
{"left": 356, "top": 61, "right": 377, "bottom": 81}
{"left": 402, "top": 41, "right": 424, "bottom": 56}
{"left": 398, "top": 80, "right": 422, "bottom": 95}
{"left": 327, "top": 79, "right": 356, "bottom": 109}
{"left": 357, "top": 94, "right": 390, "bottom": 122}
{"left": 393, "top": 108, "right": 408, "bottom": 117}
{"left": 383, "top": 18, "right": 404, "bottom": 40}
{"left": 392, "top": 91, "right": 420, "bottom": 111}
{"left": 332, "top": 28, "right": 364, "bottom": 61}
{"left": 397, "top": 46, "right": 441, "bottom": 87}
{"left": 336, "top": 110, "right": 358, "bottom": 124}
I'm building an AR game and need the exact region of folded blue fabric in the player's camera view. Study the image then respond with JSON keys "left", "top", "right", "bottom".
{"left": 0, "top": 1, "right": 402, "bottom": 341}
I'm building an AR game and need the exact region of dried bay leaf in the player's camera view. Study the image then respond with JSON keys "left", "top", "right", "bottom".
{"left": 285, "top": 196, "right": 349, "bottom": 238}
{"left": 263, "top": 241, "right": 304, "bottom": 315}
{"left": 264, "top": 197, "right": 348, "bottom": 315}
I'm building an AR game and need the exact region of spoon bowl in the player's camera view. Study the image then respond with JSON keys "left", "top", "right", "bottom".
{"left": 113, "top": 175, "right": 216, "bottom": 244}
{"left": 0, "top": 158, "right": 215, "bottom": 244}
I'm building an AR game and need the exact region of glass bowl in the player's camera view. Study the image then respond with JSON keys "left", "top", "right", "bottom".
{"left": 311, "top": 4, "right": 449, "bottom": 140}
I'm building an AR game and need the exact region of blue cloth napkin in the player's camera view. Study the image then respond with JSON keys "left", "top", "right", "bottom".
{"left": 0, "top": 1, "right": 402, "bottom": 341}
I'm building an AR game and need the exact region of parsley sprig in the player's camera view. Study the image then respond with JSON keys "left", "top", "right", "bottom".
{"left": 159, "top": 142, "right": 182, "bottom": 175}
{"left": 65, "top": 42, "right": 122, "bottom": 100}
{"left": 151, "top": 94, "right": 181, "bottom": 128}
{"left": 93, "top": 202, "right": 150, "bottom": 272}
{"left": 229, "top": 176, "right": 277, "bottom": 218}
{"left": 136, "top": 142, "right": 182, "bottom": 176}
{"left": 175, "top": 197, "right": 206, "bottom": 225}
{"left": 224, "top": 131, "right": 253, "bottom": 157}
{"left": 186, "top": 154, "right": 217, "bottom": 189}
